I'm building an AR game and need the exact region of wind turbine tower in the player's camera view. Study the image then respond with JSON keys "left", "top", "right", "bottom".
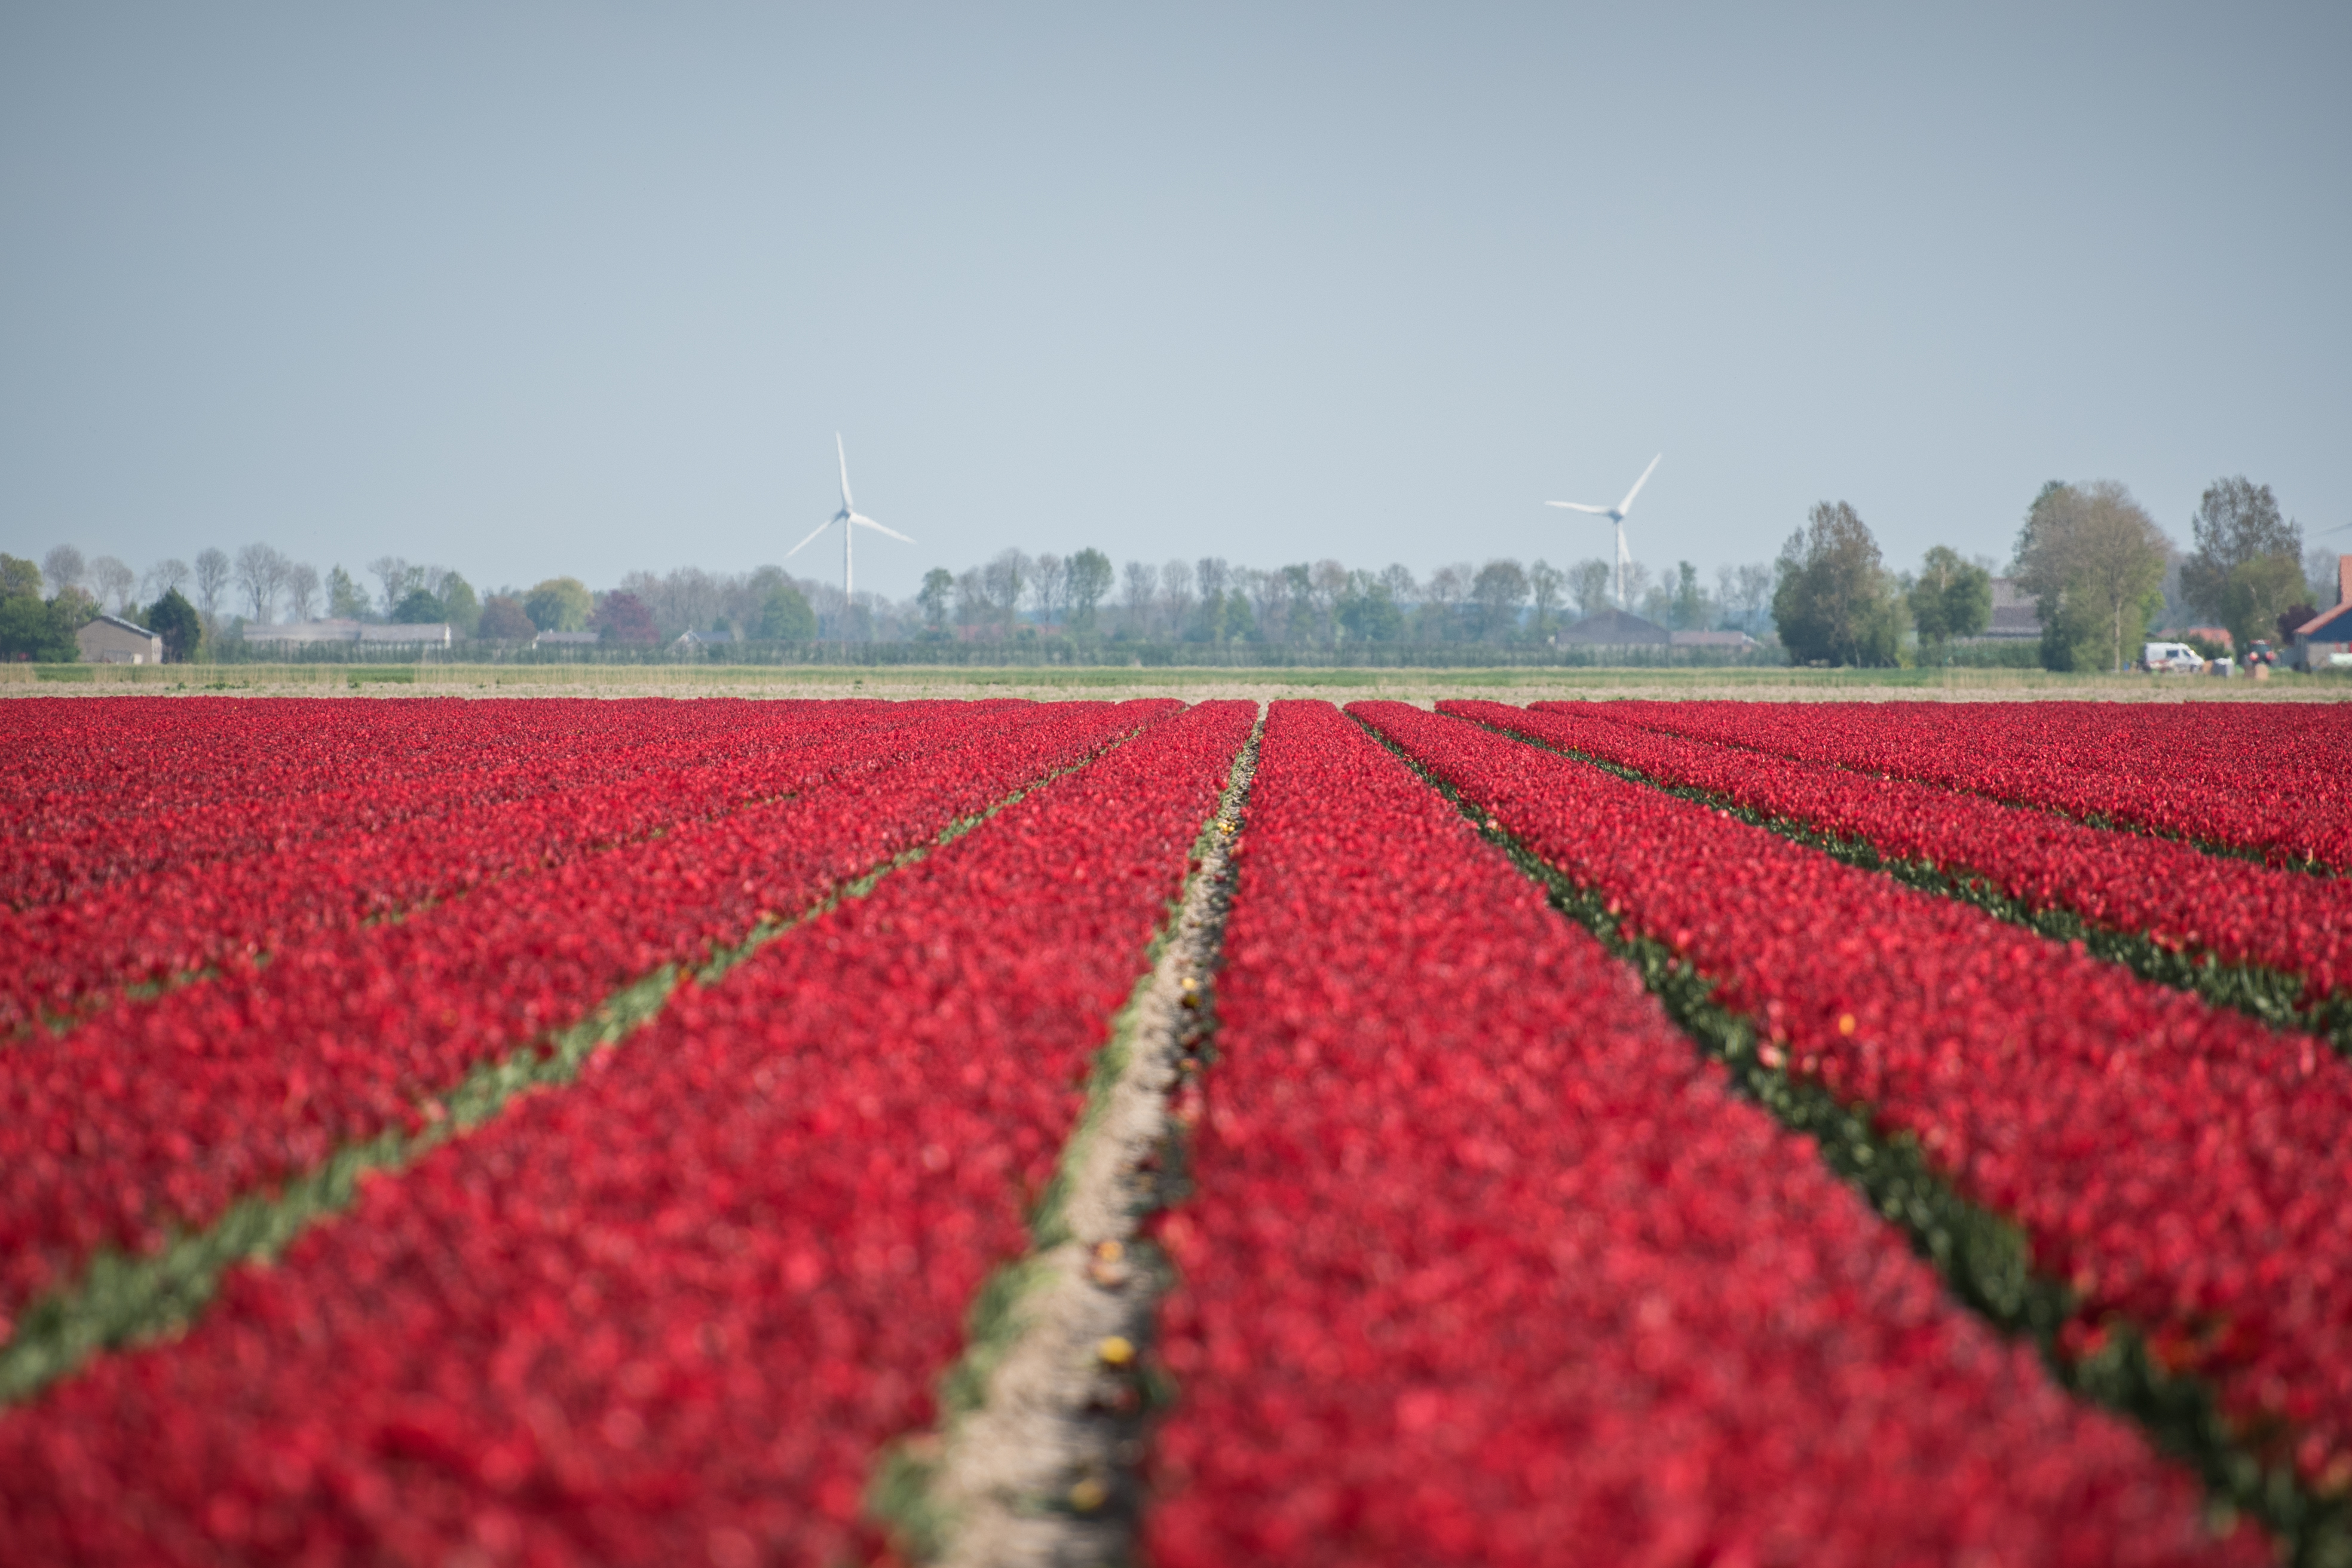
{"left": 786, "top": 435, "right": 915, "bottom": 604}
{"left": 1547, "top": 453, "right": 1662, "bottom": 607}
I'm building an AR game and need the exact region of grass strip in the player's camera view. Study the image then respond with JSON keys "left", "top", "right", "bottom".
{"left": 1355, "top": 710, "right": 2352, "bottom": 1568}
{"left": 1465, "top": 713, "right": 2352, "bottom": 1062}
{"left": 0, "top": 736, "right": 1137, "bottom": 1410}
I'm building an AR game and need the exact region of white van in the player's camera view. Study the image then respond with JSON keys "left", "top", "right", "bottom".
{"left": 2143, "top": 641, "right": 2206, "bottom": 673}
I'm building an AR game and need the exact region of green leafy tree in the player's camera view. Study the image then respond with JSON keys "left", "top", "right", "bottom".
{"left": 438, "top": 573, "right": 481, "bottom": 638}
{"left": 1771, "top": 501, "right": 1903, "bottom": 666}
{"left": 145, "top": 588, "right": 203, "bottom": 662}
{"left": 1468, "top": 560, "right": 1530, "bottom": 642}
{"left": 1335, "top": 572, "right": 1405, "bottom": 642}
{"left": 326, "top": 565, "right": 372, "bottom": 620}
{"left": 2016, "top": 481, "right": 2172, "bottom": 672}
{"left": 391, "top": 587, "right": 446, "bottom": 624}
{"left": 758, "top": 580, "right": 817, "bottom": 641}
{"left": 917, "top": 568, "right": 955, "bottom": 635}
{"left": 2181, "top": 475, "right": 2304, "bottom": 653}
{"left": 1066, "top": 549, "right": 1114, "bottom": 633}
{"left": 1907, "top": 546, "right": 1992, "bottom": 658}
{"left": 1667, "top": 560, "right": 1712, "bottom": 630}
{"left": 0, "top": 572, "right": 87, "bottom": 662}
{"left": 0, "top": 553, "right": 39, "bottom": 601}
{"left": 1, "top": 554, "right": 78, "bottom": 661}
{"left": 524, "top": 577, "right": 593, "bottom": 632}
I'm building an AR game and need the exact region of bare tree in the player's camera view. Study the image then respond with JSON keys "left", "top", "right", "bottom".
{"left": 1031, "top": 553, "right": 1069, "bottom": 626}
{"left": 366, "top": 556, "right": 420, "bottom": 618}
{"left": 194, "top": 548, "right": 231, "bottom": 619}
{"left": 142, "top": 558, "right": 191, "bottom": 604}
{"left": 1619, "top": 560, "right": 1655, "bottom": 610}
{"left": 1717, "top": 562, "right": 1775, "bottom": 633}
{"left": 1567, "top": 559, "right": 1613, "bottom": 619}
{"left": 284, "top": 562, "right": 323, "bottom": 621}
{"left": 1422, "top": 562, "right": 1471, "bottom": 640}
{"left": 1120, "top": 561, "right": 1159, "bottom": 638}
{"left": 1159, "top": 559, "right": 1195, "bottom": 638}
{"left": 1527, "top": 559, "right": 1564, "bottom": 636}
{"left": 2311, "top": 544, "right": 2347, "bottom": 609}
{"left": 1307, "top": 559, "right": 1348, "bottom": 648}
{"left": 1377, "top": 564, "right": 1419, "bottom": 607}
{"left": 89, "top": 556, "right": 137, "bottom": 614}
{"left": 673, "top": 566, "right": 721, "bottom": 632}
{"left": 1195, "top": 558, "right": 1231, "bottom": 605}
{"left": 42, "top": 546, "right": 85, "bottom": 595}
{"left": 1066, "top": 549, "right": 1114, "bottom": 632}
{"left": 983, "top": 550, "right": 1032, "bottom": 629}
{"left": 235, "top": 543, "right": 290, "bottom": 622}
{"left": 955, "top": 568, "right": 989, "bottom": 632}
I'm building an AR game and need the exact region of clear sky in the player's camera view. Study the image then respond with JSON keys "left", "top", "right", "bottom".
{"left": 4, "top": 2, "right": 2346, "bottom": 604}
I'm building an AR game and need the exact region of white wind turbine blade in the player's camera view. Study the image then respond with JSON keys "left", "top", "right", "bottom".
{"left": 835, "top": 434, "right": 854, "bottom": 510}
{"left": 784, "top": 517, "right": 835, "bottom": 559}
{"left": 849, "top": 513, "right": 914, "bottom": 544}
{"left": 1546, "top": 500, "right": 1610, "bottom": 513}
{"left": 1616, "top": 453, "right": 1663, "bottom": 517}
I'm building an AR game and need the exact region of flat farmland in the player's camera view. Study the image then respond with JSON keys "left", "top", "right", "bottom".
{"left": 5, "top": 694, "right": 2351, "bottom": 1566}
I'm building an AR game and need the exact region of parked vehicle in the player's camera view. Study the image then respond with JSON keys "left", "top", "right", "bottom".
{"left": 2141, "top": 640, "right": 2206, "bottom": 673}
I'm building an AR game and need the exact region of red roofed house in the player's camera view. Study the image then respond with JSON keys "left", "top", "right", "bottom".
{"left": 2290, "top": 555, "right": 2352, "bottom": 672}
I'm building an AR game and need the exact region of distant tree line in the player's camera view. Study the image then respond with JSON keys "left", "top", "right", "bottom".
{"left": 8, "top": 471, "right": 2335, "bottom": 666}
{"left": 1768, "top": 471, "right": 2331, "bottom": 670}
{"left": 895, "top": 549, "right": 1780, "bottom": 651}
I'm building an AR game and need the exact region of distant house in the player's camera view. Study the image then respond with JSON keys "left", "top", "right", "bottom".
{"left": 532, "top": 630, "right": 600, "bottom": 648}
{"left": 240, "top": 619, "right": 452, "bottom": 649}
{"left": 1555, "top": 608, "right": 1671, "bottom": 645}
{"left": 358, "top": 623, "right": 451, "bottom": 648}
{"left": 77, "top": 612, "right": 163, "bottom": 664}
{"left": 673, "top": 628, "right": 738, "bottom": 650}
{"left": 2291, "top": 555, "right": 2352, "bottom": 672}
{"left": 1669, "top": 629, "right": 1757, "bottom": 650}
{"left": 1982, "top": 578, "right": 2042, "bottom": 639}
{"left": 237, "top": 617, "right": 365, "bottom": 646}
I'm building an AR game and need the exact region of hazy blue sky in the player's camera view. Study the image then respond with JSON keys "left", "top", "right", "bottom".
{"left": 4, "top": 3, "right": 2347, "bottom": 604}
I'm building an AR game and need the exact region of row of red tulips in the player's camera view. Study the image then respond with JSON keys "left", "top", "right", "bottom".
{"left": 0, "top": 701, "right": 1008, "bottom": 1034}
{"left": 1582, "top": 699, "right": 2352, "bottom": 872}
{"left": 1448, "top": 700, "right": 2352, "bottom": 1010}
{"left": 0, "top": 701, "right": 1253, "bottom": 1566}
{"left": 1148, "top": 702, "right": 2247, "bottom": 1566}
{"left": 0, "top": 700, "right": 1166, "bottom": 1340}
{"left": 0, "top": 697, "right": 832, "bottom": 910}
{"left": 1356, "top": 701, "right": 2352, "bottom": 1491}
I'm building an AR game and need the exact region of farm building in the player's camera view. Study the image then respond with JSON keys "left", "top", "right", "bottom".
{"left": 1555, "top": 608, "right": 1671, "bottom": 645}
{"left": 76, "top": 612, "right": 164, "bottom": 664}
{"left": 1983, "top": 578, "right": 2042, "bottom": 639}
{"left": 2291, "top": 555, "right": 2352, "bottom": 671}
{"left": 239, "top": 620, "right": 452, "bottom": 648}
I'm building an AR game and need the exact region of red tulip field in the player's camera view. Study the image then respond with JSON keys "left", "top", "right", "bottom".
{"left": 4, "top": 693, "right": 2350, "bottom": 1566}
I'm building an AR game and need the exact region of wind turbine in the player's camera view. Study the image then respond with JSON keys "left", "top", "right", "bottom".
{"left": 1547, "top": 453, "right": 1662, "bottom": 607}
{"left": 786, "top": 435, "right": 914, "bottom": 604}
